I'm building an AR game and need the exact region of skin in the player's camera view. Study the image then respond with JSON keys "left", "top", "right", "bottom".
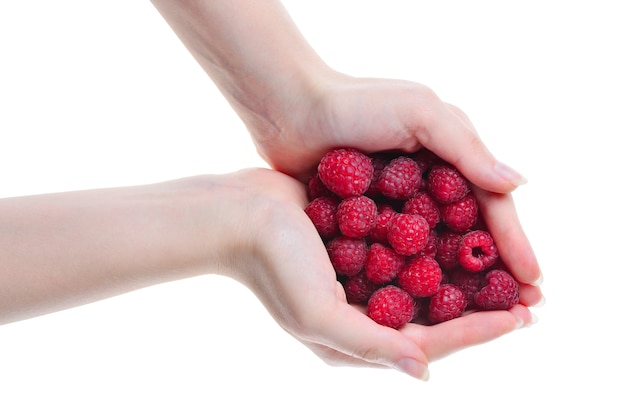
{"left": 0, "top": 169, "right": 536, "bottom": 382}
{"left": 0, "top": 0, "right": 544, "bottom": 382}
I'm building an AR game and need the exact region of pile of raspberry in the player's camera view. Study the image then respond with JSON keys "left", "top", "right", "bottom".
{"left": 305, "top": 148, "right": 520, "bottom": 328}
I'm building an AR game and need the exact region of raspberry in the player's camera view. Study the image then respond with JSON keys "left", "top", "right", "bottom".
{"left": 336, "top": 195, "right": 378, "bottom": 238}
{"left": 318, "top": 148, "right": 373, "bottom": 198}
{"left": 365, "top": 154, "right": 390, "bottom": 197}
{"left": 397, "top": 255, "right": 442, "bottom": 298}
{"left": 387, "top": 213, "right": 430, "bottom": 256}
{"left": 304, "top": 196, "right": 340, "bottom": 238}
{"left": 427, "top": 164, "right": 470, "bottom": 204}
{"left": 440, "top": 192, "right": 479, "bottom": 232}
{"left": 418, "top": 229, "right": 438, "bottom": 258}
{"left": 402, "top": 191, "right": 440, "bottom": 229}
{"left": 458, "top": 230, "right": 499, "bottom": 272}
{"left": 307, "top": 174, "right": 336, "bottom": 200}
{"left": 343, "top": 270, "right": 380, "bottom": 304}
{"left": 428, "top": 284, "right": 467, "bottom": 324}
{"left": 474, "top": 269, "right": 520, "bottom": 310}
{"left": 376, "top": 156, "right": 422, "bottom": 200}
{"left": 326, "top": 236, "right": 368, "bottom": 276}
{"left": 368, "top": 203, "right": 396, "bottom": 245}
{"left": 435, "top": 231, "right": 463, "bottom": 270}
{"left": 367, "top": 285, "right": 416, "bottom": 329}
{"left": 411, "top": 149, "right": 443, "bottom": 191}
{"left": 449, "top": 268, "right": 486, "bottom": 310}
{"left": 364, "top": 243, "right": 406, "bottom": 284}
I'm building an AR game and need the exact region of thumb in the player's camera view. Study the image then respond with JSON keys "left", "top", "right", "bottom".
{"left": 417, "top": 102, "right": 527, "bottom": 193}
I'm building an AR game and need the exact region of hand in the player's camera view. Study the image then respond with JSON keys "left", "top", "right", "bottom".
{"left": 149, "top": 0, "right": 543, "bottom": 305}
{"left": 223, "top": 168, "right": 537, "bottom": 380}
{"left": 250, "top": 74, "right": 544, "bottom": 301}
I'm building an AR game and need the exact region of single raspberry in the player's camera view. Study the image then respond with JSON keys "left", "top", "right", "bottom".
{"left": 440, "top": 192, "right": 479, "bottom": 232}
{"left": 326, "top": 236, "right": 368, "bottom": 276}
{"left": 418, "top": 229, "right": 438, "bottom": 258}
{"left": 411, "top": 149, "right": 443, "bottom": 190}
{"left": 397, "top": 255, "right": 442, "bottom": 298}
{"left": 402, "top": 191, "right": 441, "bottom": 229}
{"left": 458, "top": 230, "right": 499, "bottom": 272}
{"left": 449, "top": 268, "right": 486, "bottom": 310}
{"left": 367, "top": 285, "right": 416, "bottom": 329}
{"left": 435, "top": 231, "right": 463, "bottom": 270}
{"left": 376, "top": 156, "right": 422, "bottom": 200}
{"left": 474, "top": 269, "right": 520, "bottom": 310}
{"left": 304, "top": 196, "right": 340, "bottom": 239}
{"left": 307, "top": 174, "right": 336, "bottom": 200}
{"left": 387, "top": 213, "right": 430, "bottom": 256}
{"left": 428, "top": 284, "right": 467, "bottom": 324}
{"left": 368, "top": 204, "right": 396, "bottom": 245}
{"left": 364, "top": 243, "right": 406, "bottom": 285}
{"left": 365, "top": 154, "right": 390, "bottom": 197}
{"left": 427, "top": 164, "right": 470, "bottom": 204}
{"left": 343, "top": 270, "right": 380, "bottom": 304}
{"left": 336, "top": 195, "right": 378, "bottom": 238}
{"left": 318, "top": 148, "right": 373, "bottom": 198}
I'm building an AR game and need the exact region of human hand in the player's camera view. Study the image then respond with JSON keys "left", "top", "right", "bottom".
{"left": 249, "top": 74, "right": 543, "bottom": 301}
{"left": 221, "top": 168, "right": 537, "bottom": 380}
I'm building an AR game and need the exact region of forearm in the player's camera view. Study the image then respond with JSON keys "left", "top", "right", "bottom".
{"left": 0, "top": 176, "right": 235, "bottom": 324}
{"left": 150, "top": 0, "right": 333, "bottom": 141}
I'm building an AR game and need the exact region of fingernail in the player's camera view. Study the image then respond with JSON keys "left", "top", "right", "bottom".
{"left": 534, "top": 295, "right": 546, "bottom": 307}
{"left": 494, "top": 161, "right": 528, "bottom": 187}
{"left": 396, "top": 358, "right": 430, "bottom": 381}
{"left": 531, "top": 274, "right": 544, "bottom": 287}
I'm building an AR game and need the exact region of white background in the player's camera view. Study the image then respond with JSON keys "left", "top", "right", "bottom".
{"left": 1, "top": 1, "right": 624, "bottom": 415}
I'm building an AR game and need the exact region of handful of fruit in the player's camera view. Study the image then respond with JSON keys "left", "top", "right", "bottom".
{"left": 305, "top": 148, "right": 520, "bottom": 328}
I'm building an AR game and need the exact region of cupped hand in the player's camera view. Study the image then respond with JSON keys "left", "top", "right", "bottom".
{"left": 251, "top": 74, "right": 543, "bottom": 293}
{"left": 222, "top": 168, "right": 537, "bottom": 381}
{"left": 253, "top": 74, "right": 525, "bottom": 192}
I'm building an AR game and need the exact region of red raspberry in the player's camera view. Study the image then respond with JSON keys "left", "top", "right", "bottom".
{"left": 369, "top": 203, "right": 396, "bottom": 245}
{"left": 365, "top": 154, "right": 390, "bottom": 197}
{"left": 376, "top": 156, "right": 422, "bottom": 200}
{"left": 440, "top": 192, "right": 479, "bottom": 232}
{"left": 402, "top": 191, "right": 440, "bottom": 229}
{"left": 318, "top": 148, "right": 373, "bottom": 198}
{"left": 411, "top": 149, "right": 443, "bottom": 190}
{"left": 387, "top": 213, "right": 430, "bottom": 256}
{"left": 418, "top": 229, "right": 438, "bottom": 258}
{"left": 336, "top": 195, "right": 378, "bottom": 238}
{"left": 343, "top": 270, "right": 380, "bottom": 304}
{"left": 427, "top": 164, "right": 470, "bottom": 204}
{"left": 326, "top": 236, "right": 368, "bottom": 276}
{"left": 397, "top": 255, "right": 442, "bottom": 298}
{"left": 428, "top": 284, "right": 467, "bottom": 324}
{"left": 364, "top": 243, "right": 406, "bottom": 285}
{"left": 474, "top": 269, "right": 520, "bottom": 310}
{"left": 435, "top": 231, "right": 463, "bottom": 270}
{"left": 304, "top": 196, "right": 340, "bottom": 239}
{"left": 458, "top": 230, "right": 499, "bottom": 272}
{"left": 307, "top": 174, "right": 336, "bottom": 200}
{"left": 449, "top": 268, "right": 486, "bottom": 310}
{"left": 367, "top": 285, "right": 416, "bottom": 329}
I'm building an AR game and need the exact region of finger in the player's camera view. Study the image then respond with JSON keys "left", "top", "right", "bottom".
{"left": 404, "top": 304, "right": 532, "bottom": 361}
{"left": 304, "top": 339, "right": 389, "bottom": 370}
{"left": 472, "top": 187, "right": 543, "bottom": 287}
{"left": 307, "top": 301, "right": 430, "bottom": 380}
{"left": 414, "top": 99, "right": 527, "bottom": 194}
{"left": 519, "top": 283, "right": 544, "bottom": 307}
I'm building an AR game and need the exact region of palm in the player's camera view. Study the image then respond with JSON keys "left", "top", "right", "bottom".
{"left": 234, "top": 169, "right": 536, "bottom": 377}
